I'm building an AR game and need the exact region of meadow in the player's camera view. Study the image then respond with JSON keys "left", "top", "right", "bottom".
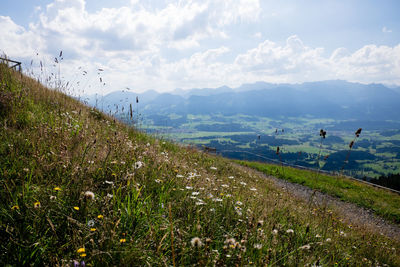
{"left": 140, "top": 113, "right": 400, "bottom": 179}
{"left": 1, "top": 62, "right": 400, "bottom": 266}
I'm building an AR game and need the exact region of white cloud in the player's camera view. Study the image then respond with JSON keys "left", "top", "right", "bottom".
{"left": 253, "top": 32, "right": 262, "bottom": 38}
{"left": 1, "top": 1, "right": 399, "bottom": 93}
{"left": 382, "top": 26, "right": 392, "bottom": 33}
{"left": 0, "top": 16, "right": 45, "bottom": 58}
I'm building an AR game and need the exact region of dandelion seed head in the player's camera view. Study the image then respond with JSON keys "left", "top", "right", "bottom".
{"left": 84, "top": 191, "right": 95, "bottom": 200}
{"left": 190, "top": 237, "right": 203, "bottom": 248}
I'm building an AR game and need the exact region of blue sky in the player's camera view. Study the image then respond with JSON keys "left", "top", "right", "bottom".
{"left": 1, "top": 0, "right": 399, "bottom": 94}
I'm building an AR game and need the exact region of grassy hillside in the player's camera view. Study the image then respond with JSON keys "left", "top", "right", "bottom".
{"left": 238, "top": 161, "right": 400, "bottom": 224}
{"left": 1, "top": 63, "right": 400, "bottom": 266}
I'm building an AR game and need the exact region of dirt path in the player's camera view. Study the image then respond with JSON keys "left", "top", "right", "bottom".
{"left": 236, "top": 164, "right": 400, "bottom": 242}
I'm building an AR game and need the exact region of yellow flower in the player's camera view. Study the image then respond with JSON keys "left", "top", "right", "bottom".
{"left": 80, "top": 253, "right": 86, "bottom": 257}
{"left": 11, "top": 205, "right": 19, "bottom": 210}
{"left": 54, "top": 187, "right": 61, "bottom": 191}
{"left": 34, "top": 201, "right": 41, "bottom": 208}
{"left": 73, "top": 206, "right": 80, "bottom": 211}
{"left": 120, "top": 238, "right": 126, "bottom": 243}
{"left": 77, "top": 248, "right": 85, "bottom": 253}
{"left": 90, "top": 228, "right": 96, "bottom": 232}
{"left": 97, "top": 214, "right": 104, "bottom": 219}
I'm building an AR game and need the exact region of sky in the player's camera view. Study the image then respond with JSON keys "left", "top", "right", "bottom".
{"left": 1, "top": 0, "right": 400, "bottom": 95}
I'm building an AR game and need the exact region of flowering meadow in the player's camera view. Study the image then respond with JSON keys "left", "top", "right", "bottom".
{"left": 1, "top": 63, "right": 399, "bottom": 266}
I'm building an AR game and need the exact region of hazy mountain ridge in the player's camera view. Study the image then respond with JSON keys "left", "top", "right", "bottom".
{"left": 86, "top": 80, "right": 400, "bottom": 121}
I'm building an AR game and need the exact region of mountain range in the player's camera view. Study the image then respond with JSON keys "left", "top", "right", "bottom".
{"left": 84, "top": 80, "right": 400, "bottom": 121}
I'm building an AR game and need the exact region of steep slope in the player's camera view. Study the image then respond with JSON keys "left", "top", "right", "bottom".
{"left": 1, "top": 64, "right": 399, "bottom": 266}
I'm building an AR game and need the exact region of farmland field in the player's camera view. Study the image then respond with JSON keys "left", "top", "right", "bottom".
{"left": 137, "top": 113, "right": 400, "bottom": 179}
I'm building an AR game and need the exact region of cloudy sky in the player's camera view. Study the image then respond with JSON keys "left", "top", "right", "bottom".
{"left": 1, "top": 0, "right": 400, "bottom": 95}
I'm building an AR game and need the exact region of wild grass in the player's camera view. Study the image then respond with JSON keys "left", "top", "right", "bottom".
{"left": 238, "top": 160, "right": 400, "bottom": 224}
{"left": 1, "top": 63, "right": 400, "bottom": 266}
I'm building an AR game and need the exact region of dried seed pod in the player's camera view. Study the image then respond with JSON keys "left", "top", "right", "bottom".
{"left": 349, "top": 140, "right": 354, "bottom": 148}
{"left": 355, "top": 128, "right": 362, "bottom": 137}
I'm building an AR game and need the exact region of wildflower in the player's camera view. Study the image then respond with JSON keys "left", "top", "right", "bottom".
{"left": 74, "top": 206, "right": 80, "bottom": 211}
{"left": 271, "top": 229, "right": 278, "bottom": 235}
{"left": 77, "top": 248, "right": 85, "bottom": 253}
{"left": 134, "top": 161, "right": 143, "bottom": 169}
{"left": 213, "top": 198, "right": 223, "bottom": 202}
{"left": 190, "top": 237, "right": 203, "bottom": 248}
{"left": 80, "top": 253, "right": 86, "bottom": 257}
{"left": 106, "top": 193, "right": 113, "bottom": 199}
{"left": 185, "top": 186, "right": 193, "bottom": 190}
{"left": 315, "top": 234, "right": 321, "bottom": 238}
{"left": 235, "top": 201, "right": 243, "bottom": 206}
{"left": 195, "top": 201, "right": 205, "bottom": 206}
{"left": 235, "top": 206, "right": 242, "bottom": 216}
{"left": 23, "top": 168, "right": 29, "bottom": 172}
{"left": 254, "top": 244, "right": 262, "bottom": 250}
{"left": 120, "top": 238, "right": 126, "bottom": 243}
{"left": 155, "top": 179, "right": 162, "bottom": 183}
{"left": 221, "top": 184, "right": 229, "bottom": 188}
{"left": 104, "top": 180, "right": 114, "bottom": 186}
{"left": 84, "top": 191, "right": 95, "bottom": 200}
{"left": 34, "top": 201, "right": 41, "bottom": 208}
{"left": 90, "top": 228, "right": 96, "bottom": 232}
{"left": 11, "top": 205, "right": 19, "bottom": 210}
{"left": 54, "top": 187, "right": 62, "bottom": 191}
{"left": 240, "top": 181, "right": 247, "bottom": 186}
{"left": 192, "top": 191, "right": 200, "bottom": 196}
{"left": 210, "top": 167, "right": 217, "bottom": 170}
{"left": 50, "top": 195, "right": 57, "bottom": 200}
{"left": 228, "top": 176, "right": 234, "bottom": 179}
{"left": 326, "top": 238, "right": 332, "bottom": 242}
{"left": 209, "top": 208, "right": 215, "bottom": 212}
{"left": 224, "top": 238, "right": 236, "bottom": 247}
{"left": 257, "top": 220, "right": 264, "bottom": 227}
{"left": 87, "top": 220, "right": 95, "bottom": 227}
{"left": 176, "top": 174, "right": 184, "bottom": 178}
{"left": 97, "top": 214, "right": 104, "bottom": 219}
{"left": 249, "top": 187, "right": 257, "bottom": 191}
{"left": 286, "top": 229, "right": 294, "bottom": 234}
